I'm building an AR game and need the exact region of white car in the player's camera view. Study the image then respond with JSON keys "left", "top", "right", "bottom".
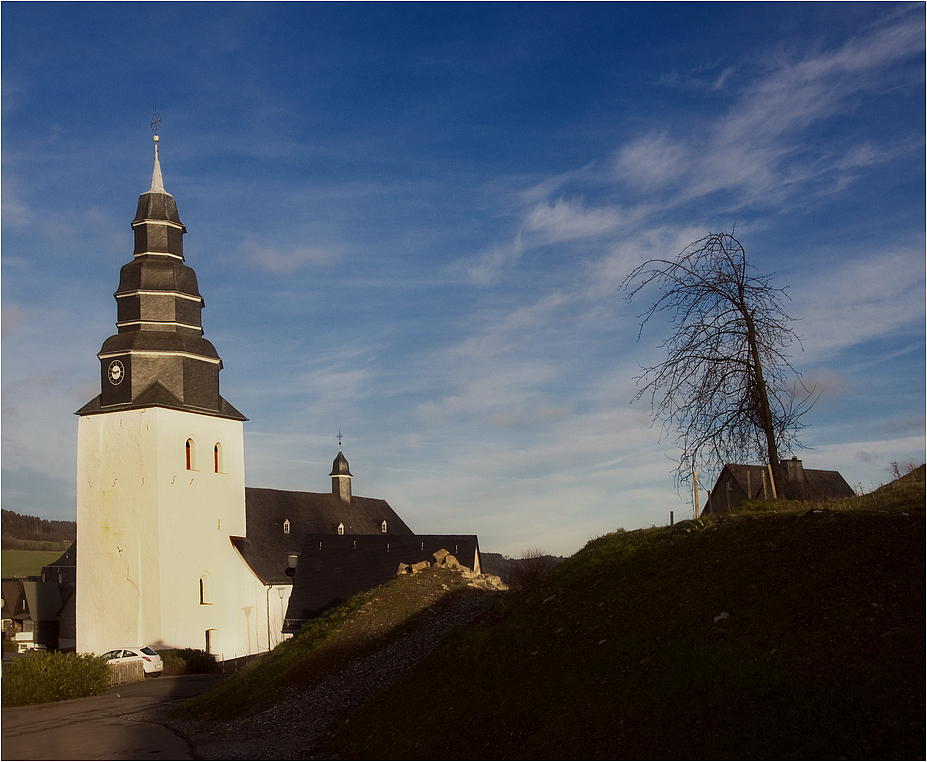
{"left": 100, "top": 647, "right": 163, "bottom": 676}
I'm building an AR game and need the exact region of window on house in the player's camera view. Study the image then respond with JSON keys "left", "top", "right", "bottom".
{"left": 337, "top": 523, "right": 345, "bottom": 535}
{"left": 283, "top": 519, "right": 290, "bottom": 534}
{"left": 381, "top": 520, "right": 388, "bottom": 534}
{"left": 186, "top": 438, "right": 196, "bottom": 471}
{"left": 214, "top": 442, "right": 223, "bottom": 473}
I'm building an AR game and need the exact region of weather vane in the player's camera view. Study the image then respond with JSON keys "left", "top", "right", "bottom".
{"left": 150, "top": 108, "right": 162, "bottom": 137}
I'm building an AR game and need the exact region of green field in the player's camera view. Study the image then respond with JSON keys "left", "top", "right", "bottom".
{"left": 1, "top": 550, "right": 64, "bottom": 577}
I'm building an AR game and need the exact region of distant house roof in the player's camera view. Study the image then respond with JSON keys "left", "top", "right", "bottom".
{"left": 283, "top": 534, "right": 480, "bottom": 628}
{"left": 2, "top": 580, "right": 25, "bottom": 618}
{"left": 15, "top": 581, "right": 65, "bottom": 623}
{"left": 704, "top": 458, "right": 854, "bottom": 515}
{"left": 232, "top": 487, "right": 414, "bottom": 585}
{"left": 46, "top": 545, "right": 76, "bottom": 570}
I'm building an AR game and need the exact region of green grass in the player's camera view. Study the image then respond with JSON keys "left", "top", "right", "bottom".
{"left": 1, "top": 550, "right": 65, "bottom": 577}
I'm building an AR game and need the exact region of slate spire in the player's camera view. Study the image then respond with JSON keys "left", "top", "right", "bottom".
{"left": 77, "top": 136, "right": 245, "bottom": 420}
{"left": 149, "top": 135, "right": 165, "bottom": 193}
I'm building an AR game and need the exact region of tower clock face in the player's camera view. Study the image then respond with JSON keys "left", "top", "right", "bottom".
{"left": 108, "top": 360, "right": 125, "bottom": 385}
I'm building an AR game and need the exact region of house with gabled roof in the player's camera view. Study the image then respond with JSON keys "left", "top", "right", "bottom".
{"left": 703, "top": 457, "right": 855, "bottom": 514}
{"left": 2, "top": 579, "right": 71, "bottom": 651}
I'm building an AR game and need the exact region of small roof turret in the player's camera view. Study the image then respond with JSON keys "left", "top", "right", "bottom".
{"left": 330, "top": 444, "right": 353, "bottom": 477}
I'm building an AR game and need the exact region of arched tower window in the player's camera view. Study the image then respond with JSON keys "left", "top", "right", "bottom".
{"left": 199, "top": 573, "right": 212, "bottom": 604}
{"left": 186, "top": 438, "right": 196, "bottom": 471}
{"left": 214, "top": 442, "right": 224, "bottom": 473}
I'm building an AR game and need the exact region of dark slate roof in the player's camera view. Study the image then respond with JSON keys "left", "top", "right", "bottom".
{"left": 17, "top": 581, "right": 64, "bottom": 623}
{"left": 46, "top": 545, "right": 76, "bottom": 569}
{"left": 99, "top": 330, "right": 221, "bottom": 359}
{"left": 232, "top": 487, "right": 415, "bottom": 585}
{"left": 116, "top": 255, "right": 199, "bottom": 296}
{"left": 330, "top": 450, "right": 352, "bottom": 476}
{"left": 704, "top": 462, "right": 854, "bottom": 514}
{"left": 283, "top": 534, "right": 480, "bottom": 626}
{"left": 75, "top": 388, "right": 246, "bottom": 420}
{"left": 788, "top": 469, "right": 855, "bottom": 500}
{"left": 42, "top": 544, "right": 77, "bottom": 586}
{"left": 133, "top": 189, "right": 184, "bottom": 227}
{"left": 724, "top": 463, "right": 853, "bottom": 501}
{"left": 2, "top": 580, "right": 24, "bottom": 618}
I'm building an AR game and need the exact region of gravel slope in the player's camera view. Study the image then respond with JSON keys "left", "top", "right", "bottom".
{"left": 129, "top": 590, "right": 502, "bottom": 760}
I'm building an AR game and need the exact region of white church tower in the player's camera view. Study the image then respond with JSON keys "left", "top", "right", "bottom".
{"left": 76, "top": 135, "right": 252, "bottom": 658}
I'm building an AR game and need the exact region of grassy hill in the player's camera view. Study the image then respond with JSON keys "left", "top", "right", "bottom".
{"left": 181, "top": 469, "right": 925, "bottom": 759}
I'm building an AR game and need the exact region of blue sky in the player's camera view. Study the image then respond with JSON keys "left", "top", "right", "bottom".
{"left": 2, "top": 3, "right": 924, "bottom": 557}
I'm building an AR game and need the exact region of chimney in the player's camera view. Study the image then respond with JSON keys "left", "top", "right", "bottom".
{"left": 785, "top": 456, "right": 805, "bottom": 482}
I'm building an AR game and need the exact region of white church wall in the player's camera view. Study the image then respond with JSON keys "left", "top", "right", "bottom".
{"left": 77, "top": 409, "right": 162, "bottom": 655}
{"left": 230, "top": 569, "right": 293, "bottom": 659}
{"left": 76, "top": 405, "right": 257, "bottom": 657}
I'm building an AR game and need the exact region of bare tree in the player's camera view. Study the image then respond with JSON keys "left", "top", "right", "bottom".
{"left": 621, "top": 232, "right": 815, "bottom": 491}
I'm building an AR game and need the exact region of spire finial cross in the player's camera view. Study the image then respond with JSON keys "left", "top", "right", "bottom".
{"left": 150, "top": 108, "right": 162, "bottom": 137}
{"left": 337, "top": 430, "right": 343, "bottom": 451}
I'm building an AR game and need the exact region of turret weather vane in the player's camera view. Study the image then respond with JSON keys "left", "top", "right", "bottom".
{"left": 150, "top": 108, "right": 162, "bottom": 136}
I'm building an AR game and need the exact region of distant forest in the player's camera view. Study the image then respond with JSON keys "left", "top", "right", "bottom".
{"left": 1, "top": 509, "right": 76, "bottom": 550}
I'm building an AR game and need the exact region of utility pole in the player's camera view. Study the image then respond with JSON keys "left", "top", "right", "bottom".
{"left": 694, "top": 471, "right": 699, "bottom": 518}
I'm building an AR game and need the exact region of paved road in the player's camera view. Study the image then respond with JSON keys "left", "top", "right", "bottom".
{"left": 1, "top": 673, "right": 226, "bottom": 761}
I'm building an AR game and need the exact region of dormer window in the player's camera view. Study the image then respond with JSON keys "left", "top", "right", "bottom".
{"left": 381, "top": 520, "right": 388, "bottom": 534}
{"left": 337, "top": 523, "right": 345, "bottom": 536}
{"left": 283, "top": 519, "right": 291, "bottom": 534}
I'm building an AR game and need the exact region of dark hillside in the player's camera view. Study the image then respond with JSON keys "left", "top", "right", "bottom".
{"left": 325, "top": 475, "right": 924, "bottom": 759}
{"left": 1, "top": 509, "right": 75, "bottom": 550}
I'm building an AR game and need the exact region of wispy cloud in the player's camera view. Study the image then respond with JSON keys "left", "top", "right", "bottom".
{"left": 241, "top": 240, "right": 336, "bottom": 273}
{"left": 522, "top": 197, "right": 625, "bottom": 244}
{"left": 465, "top": 233, "right": 524, "bottom": 286}
{"left": 617, "top": 12, "right": 925, "bottom": 211}
{"left": 793, "top": 246, "right": 926, "bottom": 360}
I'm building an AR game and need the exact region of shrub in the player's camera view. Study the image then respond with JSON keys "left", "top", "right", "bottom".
{"left": 509, "top": 547, "right": 557, "bottom": 589}
{"left": 2, "top": 651, "right": 110, "bottom": 706}
{"left": 160, "top": 648, "right": 219, "bottom": 676}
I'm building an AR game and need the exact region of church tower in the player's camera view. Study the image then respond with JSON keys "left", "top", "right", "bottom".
{"left": 76, "top": 135, "right": 250, "bottom": 658}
